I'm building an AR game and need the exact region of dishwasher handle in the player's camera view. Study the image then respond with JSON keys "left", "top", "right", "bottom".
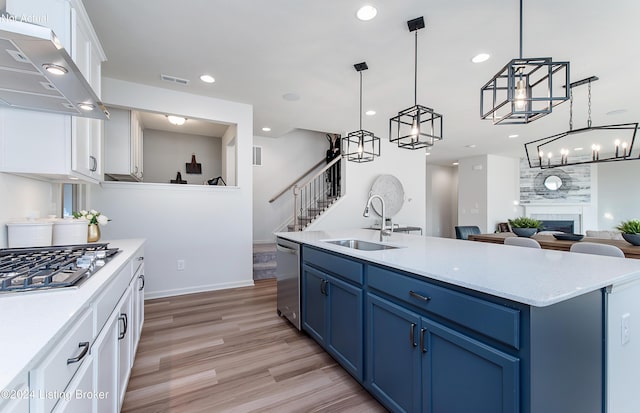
{"left": 276, "top": 244, "right": 298, "bottom": 255}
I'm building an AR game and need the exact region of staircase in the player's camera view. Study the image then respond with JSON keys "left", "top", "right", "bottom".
{"left": 288, "top": 156, "right": 341, "bottom": 231}
{"left": 253, "top": 243, "right": 276, "bottom": 280}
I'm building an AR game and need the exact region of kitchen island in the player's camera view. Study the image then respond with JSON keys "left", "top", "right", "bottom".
{"left": 276, "top": 229, "right": 640, "bottom": 413}
{"left": 0, "top": 239, "right": 145, "bottom": 413}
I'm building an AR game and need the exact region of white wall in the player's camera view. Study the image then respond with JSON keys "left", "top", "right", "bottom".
{"left": 253, "top": 129, "right": 328, "bottom": 243}
{"left": 0, "top": 173, "right": 59, "bottom": 248}
{"left": 91, "top": 78, "right": 253, "bottom": 298}
{"left": 597, "top": 160, "right": 640, "bottom": 229}
{"left": 458, "top": 154, "right": 519, "bottom": 233}
{"left": 308, "top": 138, "right": 426, "bottom": 233}
{"left": 487, "top": 154, "right": 520, "bottom": 232}
{"left": 143, "top": 129, "right": 222, "bottom": 184}
{"left": 425, "top": 164, "right": 457, "bottom": 238}
{"left": 457, "top": 156, "right": 489, "bottom": 232}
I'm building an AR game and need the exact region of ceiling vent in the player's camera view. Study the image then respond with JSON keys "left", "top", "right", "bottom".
{"left": 160, "top": 74, "right": 190, "bottom": 86}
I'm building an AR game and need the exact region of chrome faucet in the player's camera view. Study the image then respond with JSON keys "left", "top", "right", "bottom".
{"left": 363, "top": 194, "right": 392, "bottom": 242}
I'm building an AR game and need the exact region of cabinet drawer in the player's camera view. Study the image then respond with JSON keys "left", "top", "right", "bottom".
{"left": 303, "top": 247, "right": 363, "bottom": 285}
{"left": 31, "top": 308, "right": 94, "bottom": 413}
{"left": 94, "top": 262, "right": 132, "bottom": 336}
{"left": 368, "top": 265, "right": 520, "bottom": 349}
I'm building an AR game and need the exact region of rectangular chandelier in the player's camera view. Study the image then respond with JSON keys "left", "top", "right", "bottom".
{"left": 524, "top": 123, "right": 639, "bottom": 169}
{"left": 480, "top": 58, "right": 570, "bottom": 124}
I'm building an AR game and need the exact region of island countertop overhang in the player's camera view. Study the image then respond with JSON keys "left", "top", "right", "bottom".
{"left": 276, "top": 229, "right": 640, "bottom": 307}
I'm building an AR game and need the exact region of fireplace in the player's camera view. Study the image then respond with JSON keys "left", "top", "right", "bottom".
{"left": 540, "top": 220, "right": 574, "bottom": 233}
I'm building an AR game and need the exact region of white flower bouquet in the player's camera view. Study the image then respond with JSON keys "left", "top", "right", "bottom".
{"left": 72, "top": 209, "right": 110, "bottom": 226}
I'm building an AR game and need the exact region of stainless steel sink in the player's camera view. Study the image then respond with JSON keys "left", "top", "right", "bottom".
{"left": 323, "top": 239, "right": 401, "bottom": 251}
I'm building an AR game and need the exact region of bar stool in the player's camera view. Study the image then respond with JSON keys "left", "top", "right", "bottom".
{"left": 569, "top": 242, "right": 625, "bottom": 258}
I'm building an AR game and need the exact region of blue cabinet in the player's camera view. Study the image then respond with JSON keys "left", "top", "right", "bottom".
{"left": 302, "top": 258, "right": 364, "bottom": 381}
{"left": 367, "top": 292, "right": 519, "bottom": 413}
{"left": 299, "top": 245, "right": 602, "bottom": 413}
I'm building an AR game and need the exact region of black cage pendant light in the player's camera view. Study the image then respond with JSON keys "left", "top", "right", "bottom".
{"left": 524, "top": 76, "right": 639, "bottom": 169}
{"left": 343, "top": 62, "right": 380, "bottom": 162}
{"left": 389, "top": 17, "right": 443, "bottom": 150}
{"left": 480, "top": 0, "right": 570, "bottom": 124}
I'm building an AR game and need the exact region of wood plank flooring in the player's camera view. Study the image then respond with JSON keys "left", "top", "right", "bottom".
{"left": 122, "top": 279, "right": 386, "bottom": 412}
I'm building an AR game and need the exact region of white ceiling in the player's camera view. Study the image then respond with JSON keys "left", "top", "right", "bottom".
{"left": 83, "top": 0, "right": 640, "bottom": 165}
{"left": 135, "top": 111, "right": 230, "bottom": 138}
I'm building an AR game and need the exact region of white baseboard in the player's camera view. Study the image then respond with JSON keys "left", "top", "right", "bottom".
{"left": 144, "top": 280, "right": 255, "bottom": 300}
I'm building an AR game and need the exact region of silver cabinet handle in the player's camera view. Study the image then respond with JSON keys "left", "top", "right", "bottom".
{"left": 410, "top": 323, "right": 417, "bottom": 347}
{"left": 89, "top": 156, "right": 97, "bottom": 172}
{"left": 137, "top": 256, "right": 144, "bottom": 261}
{"left": 420, "top": 328, "right": 427, "bottom": 353}
{"left": 67, "top": 341, "right": 90, "bottom": 365}
{"left": 409, "top": 291, "right": 431, "bottom": 302}
{"left": 139, "top": 274, "right": 145, "bottom": 291}
{"left": 118, "top": 313, "right": 128, "bottom": 340}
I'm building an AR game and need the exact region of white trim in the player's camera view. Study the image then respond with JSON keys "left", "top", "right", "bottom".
{"left": 99, "top": 181, "right": 240, "bottom": 191}
{"left": 144, "top": 280, "right": 255, "bottom": 300}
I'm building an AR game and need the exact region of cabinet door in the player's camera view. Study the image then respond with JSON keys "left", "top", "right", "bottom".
{"left": 52, "top": 358, "right": 95, "bottom": 413}
{"left": 326, "top": 274, "right": 363, "bottom": 380}
{"left": 93, "top": 311, "right": 119, "bottom": 413}
{"left": 302, "top": 265, "right": 327, "bottom": 344}
{"left": 422, "top": 318, "right": 519, "bottom": 413}
{"left": 117, "top": 286, "right": 133, "bottom": 409}
{"left": 367, "top": 293, "right": 421, "bottom": 413}
{"left": 132, "top": 262, "right": 145, "bottom": 357}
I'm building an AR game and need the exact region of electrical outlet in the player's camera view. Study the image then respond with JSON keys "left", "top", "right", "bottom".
{"left": 177, "top": 259, "right": 185, "bottom": 271}
{"left": 622, "top": 313, "right": 631, "bottom": 345}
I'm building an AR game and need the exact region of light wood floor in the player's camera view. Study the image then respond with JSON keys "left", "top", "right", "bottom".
{"left": 122, "top": 279, "right": 386, "bottom": 412}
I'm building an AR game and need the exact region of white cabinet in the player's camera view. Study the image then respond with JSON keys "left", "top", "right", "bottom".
{"left": 29, "top": 309, "right": 94, "bottom": 413}
{"left": 92, "top": 310, "right": 118, "bottom": 413}
{"left": 104, "top": 108, "right": 144, "bottom": 181}
{"left": 116, "top": 285, "right": 133, "bottom": 409}
{"left": 132, "top": 258, "right": 145, "bottom": 355}
{"left": 51, "top": 358, "right": 94, "bottom": 413}
{"left": 0, "top": 374, "right": 30, "bottom": 413}
{"left": 0, "top": 0, "right": 105, "bottom": 183}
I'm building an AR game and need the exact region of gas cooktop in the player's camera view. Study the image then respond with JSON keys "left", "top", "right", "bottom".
{"left": 0, "top": 243, "right": 119, "bottom": 293}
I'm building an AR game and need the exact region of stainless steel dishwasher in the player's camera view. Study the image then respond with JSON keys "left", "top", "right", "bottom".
{"left": 276, "top": 237, "right": 301, "bottom": 330}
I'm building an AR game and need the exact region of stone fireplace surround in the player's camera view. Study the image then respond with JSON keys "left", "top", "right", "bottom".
{"left": 524, "top": 205, "right": 584, "bottom": 234}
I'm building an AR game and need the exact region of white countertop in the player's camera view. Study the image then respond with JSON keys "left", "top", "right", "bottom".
{"left": 0, "top": 239, "right": 145, "bottom": 393}
{"left": 276, "top": 229, "right": 640, "bottom": 307}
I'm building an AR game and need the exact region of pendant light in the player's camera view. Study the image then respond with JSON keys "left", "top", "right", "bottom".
{"left": 524, "top": 76, "right": 639, "bottom": 168}
{"left": 343, "top": 62, "right": 380, "bottom": 162}
{"left": 390, "top": 17, "right": 443, "bottom": 150}
{"left": 480, "top": 0, "right": 570, "bottom": 124}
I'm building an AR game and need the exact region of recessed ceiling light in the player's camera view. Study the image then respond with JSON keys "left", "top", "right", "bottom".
{"left": 365, "top": 110, "right": 376, "bottom": 116}
{"left": 78, "top": 103, "right": 95, "bottom": 111}
{"left": 356, "top": 5, "right": 377, "bottom": 21}
{"left": 282, "top": 93, "right": 300, "bottom": 101}
{"left": 452, "top": 162, "right": 459, "bottom": 166}
{"left": 425, "top": 152, "right": 431, "bottom": 156}
{"left": 43, "top": 64, "right": 67, "bottom": 75}
{"left": 471, "top": 53, "right": 490, "bottom": 63}
{"left": 465, "top": 144, "right": 476, "bottom": 148}
{"left": 167, "top": 115, "right": 186, "bottom": 126}
{"left": 574, "top": 147, "right": 584, "bottom": 151}
{"left": 262, "top": 127, "right": 271, "bottom": 132}
{"left": 200, "top": 74, "right": 215, "bottom": 83}
{"left": 606, "top": 109, "right": 627, "bottom": 116}
{"left": 508, "top": 134, "right": 519, "bottom": 138}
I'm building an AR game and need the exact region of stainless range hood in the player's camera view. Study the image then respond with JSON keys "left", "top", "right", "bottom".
{"left": 0, "top": 16, "right": 109, "bottom": 120}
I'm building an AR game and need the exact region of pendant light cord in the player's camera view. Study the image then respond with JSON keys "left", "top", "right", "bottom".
{"left": 519, "top": 0, "right": 523, "bottom": 59}
{"left": 359, "top": 71, "right": 363, "bottom": 130}
{"left": 414, "top": 30, "right": 418, "bottom": 105}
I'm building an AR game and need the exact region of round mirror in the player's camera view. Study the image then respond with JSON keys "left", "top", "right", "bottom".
{"left": 544, "top": 175, "right": 563, "bottom": 191}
